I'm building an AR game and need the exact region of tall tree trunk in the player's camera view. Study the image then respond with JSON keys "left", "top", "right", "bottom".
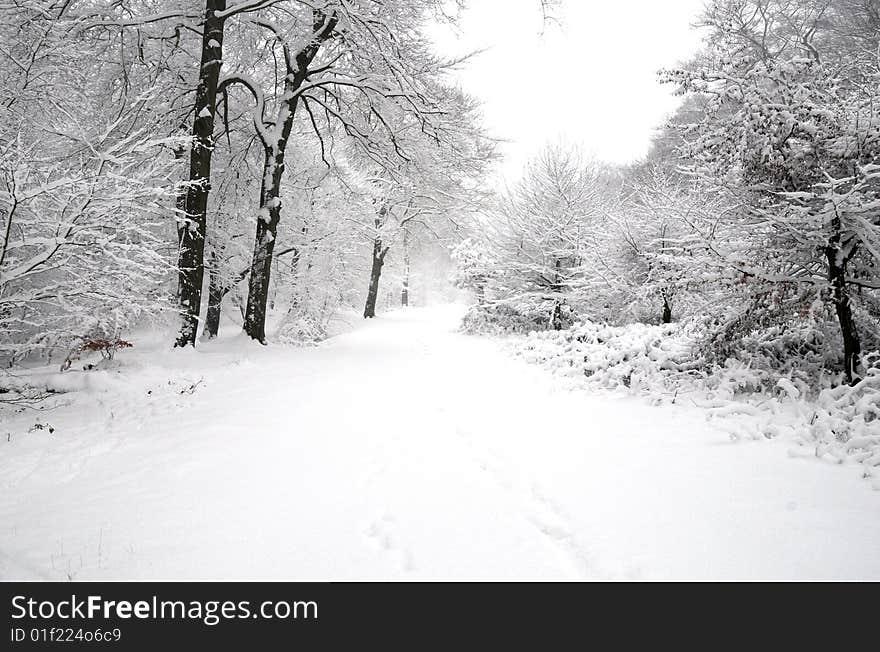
{"left": 241, "top": 9, "right": 338, "bottom": 343}
{"left": 550, "top": 257, "right": 564, "bottom": 330}
{"left": 243, "top": 153, "right": 282, "bottom": 342}
{"left": 175, "top": 0, "right": 226, "bottom": 347}
{"left": 203, "top": 251, "right": 226, "bottom": 340}
{"left": 401, "top": 227, "right": 410, "bottom": 307}
{"left": 661, "top": 293, "right": 672, "bottom": 324}
{"left": 364, "top": 236, "right": 388, "bottom": 319}
{"left": 826, "top": 232, "right": 861, "bottom": 385}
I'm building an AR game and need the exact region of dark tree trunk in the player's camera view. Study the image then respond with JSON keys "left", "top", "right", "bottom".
{"left": 203, "top": 253, "right": 226, "bottom": 340}
{"left": 551, "top": 301, "right": 564, "bottom": 330}
{"left": 661, "top": 294, "right": 672, "bottom": 324}
{"left": 826, "top": 235, "right": 861, "bottom": 385}
{"left": 550, "top": 258, "right": 564, "bottom": 330}
{"left": 241, "top": 9, "right": 338, "bottom": 343}
{"left": 203, "top": 281, "right": 224, "bottom": 340}
{"left": 364, "top": 238, "right": 388, "bottom": 319}
{"left": 175, "top": 0, "right": 226, "bottom": 348}
{"left": 243, "top": 153, "right": 282, "bottom": 343}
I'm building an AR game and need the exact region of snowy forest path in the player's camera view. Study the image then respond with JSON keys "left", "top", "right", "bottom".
{"left": 1, "top": 305, "right": 879, "bottom": 580}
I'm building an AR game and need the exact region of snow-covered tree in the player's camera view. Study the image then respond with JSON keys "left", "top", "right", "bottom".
{"left": 343, "top": 85, "right": 493, "bottom": 319}
{"left": 1, "top": 1, "right": 183, "bottom": 364}
{"left": 199, "top": 1, "right": 487, "bottom": 341}
{"left": 451, "top": 236, "right": 497, "bottom": 301}
{"left": 602, "top": 162, "right": 722, "bottom": 325}
{"left": 664, "top": 0, "right": 880, "bottom": 383}
{"left": 472, "top": 146, "right": 611, "bottom": 331}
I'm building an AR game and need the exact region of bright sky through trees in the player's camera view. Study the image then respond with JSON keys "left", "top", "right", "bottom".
{"left": 430, "top": 0, "right": 706, "bottom": 180}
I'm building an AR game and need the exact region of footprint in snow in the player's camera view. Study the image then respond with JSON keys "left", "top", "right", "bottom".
{"left": 525, "top": 484, "right": 595, "bottom": 579}
{"left": 454, "top": 426, "right": 598, "bottom": 580}
{"left": 364, "top": 514, "right": 416, "bottom": 574}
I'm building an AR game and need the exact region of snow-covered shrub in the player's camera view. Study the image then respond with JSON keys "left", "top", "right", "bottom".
{"left": 276, "top": 290, "right": 344, "bottom": 346}
{"left": 461, "top": 297, "right": 574, "bottom": 335}
{"left": 514, "top": 319, "right": 701, "bottom": 392}
{"left": 60, "top": 332, "right": 134, "bottom": 372}
{"left": 277, "top": 315, "right": 328, "bottom": 345}
{"left": 697, "top": 289, "right": 880, "bottom": 396}
{"left": 807, "top": 369, "right": 880, "bottom": 469}
{"left": 697, "top": 301, "right": 846, "bottom": 394}
{"left": 515, "top": 310, "right": 874, "bottom": 400}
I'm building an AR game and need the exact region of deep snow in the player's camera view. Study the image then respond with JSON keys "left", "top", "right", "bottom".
{"left": 1, "top": 305, "right": 878, "bottom": 580}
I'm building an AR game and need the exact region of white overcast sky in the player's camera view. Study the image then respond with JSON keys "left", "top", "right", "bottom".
{"left": 430, "top": 0, "right": 708, "bottom": 181}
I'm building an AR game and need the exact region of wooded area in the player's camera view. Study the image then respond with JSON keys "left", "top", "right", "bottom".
{"left": 457, "top": 0, "right": 880, "bottom": 393}
{"left": 3, "top": 0, "right": 880, "bottom": 395}
{"left": 1, "top": 0, "right": 490, "bottom": 360}
{"left": 3, "top": 0, "right": 880, "bottom": 584}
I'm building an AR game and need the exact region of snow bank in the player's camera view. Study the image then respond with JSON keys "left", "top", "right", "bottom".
{"left": 509, "top": 319, "right": 880, "bottom": 488}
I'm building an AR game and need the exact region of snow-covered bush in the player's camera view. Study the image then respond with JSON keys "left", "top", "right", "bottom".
{"left": 461, "top": 296, "right": 575, "bottom": 335}
{"left": 808, "top": 370, "right": 880, "bottom": 469}
{"left": 514, "top": 319, "right": 701, "bottom": 392}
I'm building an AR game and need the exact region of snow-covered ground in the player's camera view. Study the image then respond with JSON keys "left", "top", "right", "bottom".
{"left": 1, "top": 305, "right": 879, "bottom": 580}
